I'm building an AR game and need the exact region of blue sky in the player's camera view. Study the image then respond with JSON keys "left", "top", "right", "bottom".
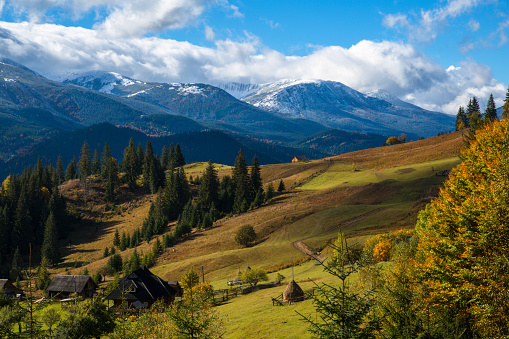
{"left": 0, "top": 0, "right": 507, "bottom": 113}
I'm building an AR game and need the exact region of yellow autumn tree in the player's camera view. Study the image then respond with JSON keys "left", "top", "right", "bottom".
{"left": 416, "top": 118, "right": 509, "bottom": 337}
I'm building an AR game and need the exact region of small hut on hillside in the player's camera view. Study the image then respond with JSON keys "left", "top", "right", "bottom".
{"left": 0, "top": 279, "right": 24, "bottom": 298}
{"left": 283, "top": 280, "right": 305, "bottom": 303}
{"left": 292, "top": 156, "right": 308, "bottom": 163}
{"left": 46, "top": 275, "right": 97, "bottom": 300}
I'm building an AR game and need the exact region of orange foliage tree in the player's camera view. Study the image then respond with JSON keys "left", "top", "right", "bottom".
{"left": 416, "top": 119, "right": 509, "bottom": 337}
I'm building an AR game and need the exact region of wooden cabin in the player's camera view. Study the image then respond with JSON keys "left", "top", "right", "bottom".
{"left": 0, "top": 279, "right": 24, "bottom": 298}
{"left": 292, "top": 156, "right": 308, "bottom": 163}
{"left": 105, "top": 265, "right": 177, "bottom": 308}
{"left": 46, "top": 275, "right": 97, "bottom": 300}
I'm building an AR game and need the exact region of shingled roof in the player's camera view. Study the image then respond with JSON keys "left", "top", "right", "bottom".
{"left": 105, "top": 265, "right": 177, "bottom": 302}
{"left": 46, "top": 275, "right": 96, "bottom": 294}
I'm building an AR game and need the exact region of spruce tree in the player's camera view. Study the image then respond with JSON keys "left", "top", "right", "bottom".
{"left": 122, "top": 138, "right": 138, "bottom": 191}
{"left": 466, "top": 97, "right": 482, "bottom": 130}
{"left": 113, "top": 229, "right": 120, "bottom": 247}
{"left": 250, "top": 155, "right": 262, "bottom": 200}
{"left": 41, "top": 212, "right": 59, "bottom": 265}
{"left": 136, "top": 143, "right": 144, "bottom": 175}
{"left": 91, "top": 149, "right": 101, "bottom": 175}
{"left": 78, "top": 141, "right": 91, "bottom": 187}
{"left": 65, "top": 157, "right": 78, "bottom": 181}
{"left": 161, "top": 145, "right": 170, "bottom": 170}
{"left": 101, "top": 142, "right": 112, "bottom": 180}
{"left": 484, "top": 93, "right": 498, "bottom": 123}
{"left": 277, "top": 179, "right": 285, "bottom": 192}
{"left": 503, "top": 87, "right": 509, "bottom": 120}
{"left": 56, "top": 155, "right": 65, "bottom": 185}
{"left": 232, "top": 149, "right": 250, "bottom": 214}
{"left": 174, "top": 143, "right": 185, "bottom": 167}
{"left": 10, "top": 247, "right": 21, "bottom": 281}
{"left": 143, "top": 141, "right": 154, "bottom": 192}
{"left": 169, "top": 143, "right": 176, "bottom": 169}
{"left": 455, "top": 106, "right": 467, "bottom": 131}
{"left": 197, "top": 160, "right": 219, "bottom": 213}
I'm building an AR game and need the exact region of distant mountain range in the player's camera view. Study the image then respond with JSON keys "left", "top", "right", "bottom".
{"left": 0, "top": 59, "right": 457, "bottom": 175}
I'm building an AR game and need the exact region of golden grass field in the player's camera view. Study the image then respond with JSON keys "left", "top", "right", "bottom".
{"left": 53, "top": 131, "right": 465, "bottom": 337}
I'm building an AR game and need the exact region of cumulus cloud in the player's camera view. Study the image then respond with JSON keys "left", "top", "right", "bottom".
{"left": 205, "top": 25, "right": 215, "bottom": 40}
{"left": 0, "top": 22, "right": 505, "bottom": 114}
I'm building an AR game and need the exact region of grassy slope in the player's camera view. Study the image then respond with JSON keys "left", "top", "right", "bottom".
{"left": 56, "top": 131, "right": 464, "bottom": 337}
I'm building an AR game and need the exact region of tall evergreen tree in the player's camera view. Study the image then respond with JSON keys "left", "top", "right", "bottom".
{"left": 65, "top": 157, "right": 78, "bottom": 181}
{"left": 104, "top": 159, "right": 118, "bottom": 202}
{"left": 169, "top": 143, "right": 176, "bottom": 169}
{"left": 41, "top": 212, "right": 59, "bottom": 265}
{"left": 56, "top": 155, "right": 65, "bottom": 185}
{"left": 101, "top": 142, "right": 112, "bottom": 180}
{"left": 136, "top": 143, "right": 144, "bottom": 175}
{"left": 466, "top": 97, "right": 482, "bottom": 130}
{"left": 455, "top": 106, "right": 467, "bottom": 131}
{"left": 9, "top": 247, "right": 21, "bottom": 281}
{"left": 161, "top": 145, "right": 170, "bottom": 171}
{"left": 91, "top": 149, "right": 101, "bottom": 175}
{"left": 78, "top": 141, "right": 91, "bottom": 187}
{"left": 232, "top": 149, "right": 250, "bottom": 214}
{"left": 122, "top": 138, "right": 138, "bottom": 191}
{"left": 143, "top": 141, "right": 154, "bottom": 191}
{"left": 250, "top": 155, "right": 262, "bottom": 200}
{"left": 174, "top": 143, "right": 185, "bottom": 167}
{"left": 197, "top": 160, "right": 219, "bottom": 213}
{"left": 502, "top": 87, "right": 509, "bottom": 120}
{"left": 113, "top": 229, "right": 120, "bottom": 247}
{"left": 484, "top": 93, "right": 498, "bottom": 123}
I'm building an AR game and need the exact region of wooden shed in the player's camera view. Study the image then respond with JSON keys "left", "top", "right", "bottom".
{"left": 105, "top": 265, "right": 177, "bottom": 308}
{"left": 46, "top": 275, "right": 97, "bottom": 300}
{"left": 292, "top": 156, "right": 309, "bottom": 163}
{"left": 0, "top": 279, "right": 24, "bottom": 298}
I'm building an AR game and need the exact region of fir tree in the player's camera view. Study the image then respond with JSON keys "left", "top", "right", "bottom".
{"left": 113, "top": 229, "right": 120, "bottom": 247}
{"left": 169, "top": 143, "right": 176, "bottom": 169}
{"left": 78, "top": 141, "right": 91, "bottom": 187}
{"left": 484, "top": 93, "right": 498, "bottom": 123}
{"left": 10, "top": 247, "right": 21, "bottom": 281}
{"left": 122, "top": 138, "right": 138, "bottom": 191}
{"left": 232, "top": 149, "right": 250, "bottom": 214}
{"left": 161, "top": 145, "right": 170, "bottom": 170}
{"left": 41, "top": 212, "right": 59, "bottom": 265}
{"left": 466, "top": 97, "right": 482, "bottom": 130}
{"left": 136, "top": 142, "right": 145, "bottom": 175}
{"left": 455, "top": 106, "right": 467, "bottom": 131}
{"left": 143, "top": 141, "right": 154, "bottom": 192}
{"left": 101, "top": 142, "right": 112, "bottom": 180}
{"left": 503, "top": 87, "right": 509, "bottom": 120}
{"left": 65, "top": 157, "right": 78, "bottom": 181}
{"left": 56, "top": 155, "right": 65, "bottom": 185}
{"left": 277, "top": 179, "right": 285, "bottom": 192}
{"left": 250, "top": 155, "right": 262, "bottom": 200}
{"left": 197, "top": 160, "right": 219, "bottom": 213}
{"left": 91, "top": 149, "right": 101, "bottom": 175}
{"left": 104, "top": 158, "right": 118, "bottom": 202}
{"left": 174, "top": 143, "right": 186, "bottom": 167}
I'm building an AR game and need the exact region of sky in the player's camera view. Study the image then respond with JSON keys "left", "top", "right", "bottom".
{"left": 0, "top": 0, "right": 508, "bottom": 114}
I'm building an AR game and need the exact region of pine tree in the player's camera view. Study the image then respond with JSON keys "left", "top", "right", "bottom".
{"left": 174, "top": 143, "right": 185, "bottom": 167}
{"left": 101, "top": 142, "right": 112, "bottom": 180}
{"left": 277, "top": 179, "right": 285, "bottom": 192}
{"left": 250, "top": 155, "right": 262, "bottom": 200}
{"left": 466, "top": 97, "right": 482, "bottom": 130}
{"left": 484, "top": 93, "right": 498, "bottom": 123}
{"left": 65, "top": 157, "right": 78, "bottom": 181}
{"left": 455, "top": 106, "right": 467, "bottom": 131}
{"left": 502, "top": 87, "right": 509, "bottom": 120}
{"left": 113, "top": 229, "right": 120, "bottom": 247}
{"left": 197, "top": 160, "right": 219, "bottom": 213}
{"left": 143, "top": 141, "right": 154, "bottom": 192}
{"left": 169, "top": 143, "right": 176, "bottom": 169}
{"left": 41, "top": 212, "right": 60, "bottom": 265}
{"left": 122, "top": 138, "right": 138, "bottom": 191}
{"left": 91, "top": 149, "right": 101, "bottom": 175}
{"left": 78, "top": 141, "right": 91, "bottom": 188}
{"left": 232, "top": 149, "right": 250, "bottom": 214}
{"left": 161, "top": 145, "right": 170, "bottom": 170}
{"left": 56, "top": 155, "right": 64, "bottom": 185}
{"left": 136, "top": 143, "right": 144, "bottom": 175}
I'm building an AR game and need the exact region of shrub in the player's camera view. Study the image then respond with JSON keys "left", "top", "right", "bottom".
{"left": 234, "top": 225, "right": 257, "bottom": 247}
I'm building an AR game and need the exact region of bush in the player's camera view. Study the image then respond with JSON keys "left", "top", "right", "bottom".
{"left": 241, "top": 268, "right": 268, "bottom": 286}
{"left": 234, "top": 225, "right": 257, "bottom": 247}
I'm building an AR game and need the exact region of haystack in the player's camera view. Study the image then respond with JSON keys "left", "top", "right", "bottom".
{"left": 283, "top": 280, "right": 305, "bottom": 302}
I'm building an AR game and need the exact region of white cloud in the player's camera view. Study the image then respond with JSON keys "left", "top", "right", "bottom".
{"left": 0, "top": 0, "right": 5, "bottom": 16}
{"left": 205, "top": 25, "right": 215, "bottom": 41}
{"left": 0, "top": 22, "right": 505, "bottom": 115}
{"left": 261, "top": 18, "right": 279, "bottom": 29}
{"left": 384, "top": 0, "right": 483, "bottom": 42}
{"left": 229, "top": 4, "right": 243, "bottom": 18}
{"left": 468, "top": 19, "right": 480, "bottom": 32}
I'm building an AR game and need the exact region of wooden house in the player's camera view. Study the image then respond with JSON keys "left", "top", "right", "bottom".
{"left": 46, "top": 275, "right": 97, "bottom": 299}
{"left": 0, "top": 279, "right": 24, "bottom": 298}
{"left": 105, "top": 265, "right": 177, "bottom": 308}
{"left": 292, "top": 156, "right": 308, "bottom": 163}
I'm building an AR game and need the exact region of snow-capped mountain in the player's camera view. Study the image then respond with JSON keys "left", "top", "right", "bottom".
{"left": 64, "top": 71, "right": 154, "bottom": 96}
{"left": 221, "top": 79, "right": 455, "bottom": 138}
